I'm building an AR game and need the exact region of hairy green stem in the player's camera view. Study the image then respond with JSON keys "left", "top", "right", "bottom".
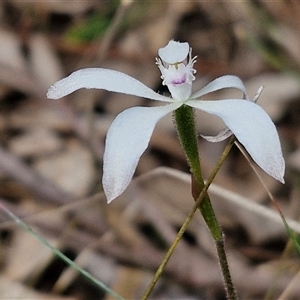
{"left": 174, "top": 104, "right": 237, "bottom": 300}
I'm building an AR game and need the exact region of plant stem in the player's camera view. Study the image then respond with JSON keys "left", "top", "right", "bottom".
{"left": 174, "top": 104, "right": 237, "bottom": 300}
{"left": 141, "top": 134, "right": 235, "bottom": 300}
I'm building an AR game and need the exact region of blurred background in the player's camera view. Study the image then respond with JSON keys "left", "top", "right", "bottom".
{"left": 0, "top": 1, "right": 300, "bottom": 299}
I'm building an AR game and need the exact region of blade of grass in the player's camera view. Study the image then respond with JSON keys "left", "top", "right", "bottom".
{"left": 0, "top": 203, "right": 124, "bottom": 300}
{"left": 235, "top": 141, "right": 300, "bottom": 254}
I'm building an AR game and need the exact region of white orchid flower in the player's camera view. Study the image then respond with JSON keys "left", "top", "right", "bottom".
{"left": 47, "top": 40, "right": 285, "bottom": 203}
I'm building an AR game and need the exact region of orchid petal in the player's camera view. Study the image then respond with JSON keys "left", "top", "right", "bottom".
{"left": 47, "top": 68, "right": 172, "bottom": 102}
{"left": 191, "top": 75, "right": 249, "bottom": 100}
{"left": 200, "top": 86, "right": 265, "bottom": 143}
{"left": 187, "top": 99, "right": 285, "bottom": 183}
{"left": 103, "top": 102, "right": 181, "bottom": 203}
{"left": 201, "top": 127, "right": 232, "bottom": 142}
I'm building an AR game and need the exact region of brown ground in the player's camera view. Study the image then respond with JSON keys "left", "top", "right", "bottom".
{"left": 0, "top": 1, "right": 300, "bottom": 299}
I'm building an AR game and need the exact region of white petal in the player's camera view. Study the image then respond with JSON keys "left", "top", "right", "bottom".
{"left": 191, "top": 75, "right": 249, "bottom": 100}
{"left": 158, "top": 40, "right": 189, "bottom": 64}
{"left": 201, "top": 127, "right": 232, "bottom": 142}
{"left": 187, "top": 99, "right": 285, "bottom": 183}
{"left": 47, "top": 68, "right": 172, "bottom": 102}
{"left": 103, "top": 103, "right": 180, "bottom": 203}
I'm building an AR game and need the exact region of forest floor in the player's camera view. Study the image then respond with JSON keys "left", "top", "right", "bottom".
{"left": 1, "top": 1, "right": 300, "bottom": 299}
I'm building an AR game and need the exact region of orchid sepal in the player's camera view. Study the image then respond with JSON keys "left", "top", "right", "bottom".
{"left": 103, "top": 103, "right": 181, "bottom": 202}
{"left": 47, "top": 68, "right": 172, "bottom": 103}
{"left": 187, "top": 99, "right": 285, "bottom": 183}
